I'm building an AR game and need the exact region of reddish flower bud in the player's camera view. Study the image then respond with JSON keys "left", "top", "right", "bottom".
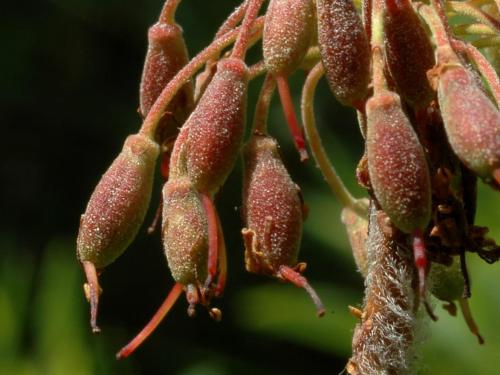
{"left": 242, "top": 134, "right": 325, "bottom": 316}
{"left": 77, "top": 134, "right": 159, "bottom": 332}
{"left": 366, "top": 91, "right": 431, "bottom": 233}
{"left": 170, "top": 57, "right": 249, "bottom": 193}
{"left": 316, "top": 0, "right": 370, "bottom": 108}
{"left": 242, "top": 135, "right": 303, "bottom": 272}
{"left": 263, "top": 0, "right": 315, "bottom": 76}
{"left": 140, "top": 20, "right": 194, "bottom": 141}
{"left": 384, "top": 0, "right": 435, "bottom": 109}
{"left": 77, "top": 134, "right": 159, "bottom": 268}
{"left": 437, "top": 62, "right": 500, "bottom": 185}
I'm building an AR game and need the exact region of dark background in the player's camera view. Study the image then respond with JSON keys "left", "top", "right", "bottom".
{"left": 1, "top": 1, "right": 499, "bottom": 374}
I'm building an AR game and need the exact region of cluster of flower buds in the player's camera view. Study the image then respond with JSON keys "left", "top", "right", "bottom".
{"left": 77, "top": 0, "right": 499, "bottom": 371}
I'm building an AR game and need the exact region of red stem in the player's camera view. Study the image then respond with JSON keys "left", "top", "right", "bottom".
{"left": 116, "top": 282, "right": 183, "bottom": 359}
{"left": 201, "top": 193, "right": 219, "bottom": 287}
{"left": 159, "top": 0, "right": 182, "bottom": 24}
{"left": 278, "top": 265, "right": 326, "bottom": 317}
{"left": 82, "top": 261, "right": 101, "bottom": 334}
{"left": 276, "top": 75, "right": 309, "bottom": 161}
{"left": 231, "top": 0, "right": 265, "bottom": 60}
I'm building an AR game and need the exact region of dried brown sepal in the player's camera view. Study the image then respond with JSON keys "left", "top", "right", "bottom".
{"left": 366, "top": 90, "right": 432, "bottom": 233}
{"left": 341, "top": 200, "right": 370, "bottom": 277}
{"left": 383, "top": 0, "right": 436, "bottom": 110}
{"left": 77, "top": 134, "right": 159, "bottom": 268}
{"left": 316, "top": 0, "right": 371, "bottom": 108}
{"left": 347, "top": 205, "right": 418, "bottom": 375}
{"left": 140, "top": 17, "right": 194, "bottom": 142}
{"left": 436, "top": 53, "right": 500, "bottom": 187}
{"left": 263, "top": 0, "right": 315, "bottom": 76}
{"left": 170, "top": 57, "right": 249, "bottom": 193}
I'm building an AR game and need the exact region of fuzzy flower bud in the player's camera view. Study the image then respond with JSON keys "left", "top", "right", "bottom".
{"left": 162, "top": 176, "right": 208, "bottom": 286}
{"left": 366, "top": 91, "right": 431, "bottom": 233}
{"left": 77, "top": 134, "right": 159, "bottom": 268}
{"left": 170, "top": 57, "right": 249, "bottom": 193}
{"left": 436, "top": 57, "right": 500, "bottom": 186}
{"left": 263, "top": 0, "right": 315, "bottom": 76}
{"left": 317, "top": 0, "right": 371, "bottom": 108}
{"left": 140, "top": 20, "right": 194, "bottom": 141}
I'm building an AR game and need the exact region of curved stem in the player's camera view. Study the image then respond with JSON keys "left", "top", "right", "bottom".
{"left": 278, "top": 265, "right": 326, "bottom": 317}
{"left": 231, "top": 0, "right": 265, "bottom": 60}
{"left": 195, "top": 1, "right": 249, "bottom": 101}
{"left": 446, "top": 1, "right": 500, "bottom": 33}
{"left": 140, "top": 17, "right": 264, "bottom": 139}
{"left": 417, "top": 3, "right": 452, "bottom": 49}
{"left": 301, "top": 63, "right": 368, "bottom": 216}
{"left": 201, "top": 193, "right": 219, "bottom": 288}
{"left": 248, "top": 60, "right": 267, "bottom": 80}
{"left": 82, "top": 261, "right": 101, "bottom": 334}
{"left": 371, "top": 0, "right": 389, "bottom": 93}
{"left": 276, "top": 75, "right": 309, "bottom": 161}
{"left": 453, "top": 23, "right": 497, "bottom": 36}
{"left": 459, "top": 298, "right": 485, "bottom": 344}
{"left": 159, "top": 0, "right": 182, "bottom": 24}
{"left": 453, "top": 40, "right": 500, "bottom": 106}
{"left": 252, "top": 73, "right": 276, "bottom": 134}
{"left": 215, "top": 211, "right": 227, "bottom": 297}
{"left": 116, "top": 283, "right": 183, "bottom": 359}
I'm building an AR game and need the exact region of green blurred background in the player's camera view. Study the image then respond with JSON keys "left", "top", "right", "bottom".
{"left": 1, "top": 1, "right": 499, "bottom": 374}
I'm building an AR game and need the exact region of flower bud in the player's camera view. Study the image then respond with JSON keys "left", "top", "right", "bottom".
{"left": 316, "top": 0, "right": 370, "bottom": 107}
{"left": 242, "top": 134, "right": 325, "bottom": 315}
{"left": 162, "top": 177, "right": 208, "bottom": 286}
{"left": 429, "top": 256, "right": 484, "bottom": 344}
{"left": 140, "top": 21, "right": 194, "bottom": 141}
{"left": 429, "top": 257, "right": 464, "bottom": 302}
{"left": 170, "top": 57, "right": 249, "bottom": 193}
{"left": 384, "top": 0, "right": 435, "bottom": 109}
{"left": 77, "top": 134, "right": 159, "bottom": 268}
{"left": 437, "top": 62, "right": 500, "bottom": 185}
{"left": 366, "top": 91, "right": 431, "bottom": 233}
{"left": 242, "top": 135, "right": 303, "bottom": 273}
{"left": 77, "top": 134, "right": 159, "bottom": 332}
{"left": 263, "top": 0, "right": 315, "bottom": 76}
{"left": 341, "top": 200, "right": 369, "bottom": 277}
